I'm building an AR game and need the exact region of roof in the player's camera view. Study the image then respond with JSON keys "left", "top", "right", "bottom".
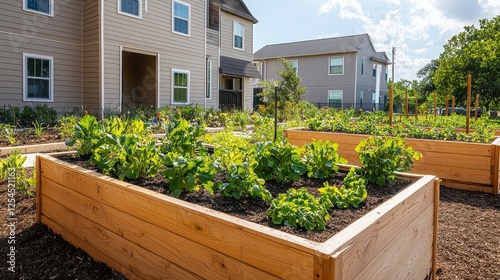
{"left": 219, "top": 0, "right": 258, "bottom": 23}
{"left": 254, "top": 34, "right": 390, "bottom": 64}
{"left": 220, "top": 56, "right": 262, "bottom": 78}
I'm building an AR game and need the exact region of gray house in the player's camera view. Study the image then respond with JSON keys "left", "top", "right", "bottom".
{"left": 0, "top": 0, "right": 259, "bottom": 116}
{"left": 253, "top": 34, "right": 391, "bottom": 110}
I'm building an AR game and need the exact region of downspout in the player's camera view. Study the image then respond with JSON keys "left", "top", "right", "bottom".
{"left": 354, "top": 53, "right": 358, "bottom": 109}
{"left": 99, "top": 0, "right": 104, "bottom": 118}
{"left": 204, "top": 0, "right": 207, "bottom": 108}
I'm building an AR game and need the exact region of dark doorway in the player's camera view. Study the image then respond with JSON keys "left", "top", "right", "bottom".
{"left": 122, "top": 51, "right": 157, "bottom": 110}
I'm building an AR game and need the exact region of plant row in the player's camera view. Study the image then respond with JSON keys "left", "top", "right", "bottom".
{"left": 67, "top": 115, "right": 422, "bottom": 231}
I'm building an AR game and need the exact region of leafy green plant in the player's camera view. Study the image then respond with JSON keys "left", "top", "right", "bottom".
{"left": 253, "top": 141, "right": 307, "bottom": 184}
{"left": 267, "top": 187, "right": 331, "bottom": 231}
{"left": 221, "top": 161, "right": 271, "bottom": 202}
{"left": 162, "top": 153, "right": 219, "bottom": 198}
{"left": 2, "top": 125, "right": 16, "bottom": 145}
{"left": 0, "top": 150, "right": 36, "bottom": 195}
{"left": 57, "top": 115, "right": 78, "bottom": 139}
{"left": 65, "top": 114, "right": 103, "bottom": 156}
{"left": 32, "top": 120, "right": 43, "bottom": 137}
{"left": 161, "top": 118, "right": 207, "bottom": 157}
{"left": 302, "top": 140, "right": 347, "bottom": 179}
{"left": 355, "top": 136, "right": 422, "bottom": 186}
{"left": 318, "top": 168, "right": 367, "bottom": 209}
{"left": 91, "top": 133, "right": 161, "bottom": 180}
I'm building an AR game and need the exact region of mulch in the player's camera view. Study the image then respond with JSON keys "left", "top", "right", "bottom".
{"left": 0, "top": 167, "right": 499, "bottom": 279}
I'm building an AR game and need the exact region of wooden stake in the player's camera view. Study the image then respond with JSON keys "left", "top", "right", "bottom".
{"left": 466, "top": 75, "right": 472, "bottom": 134}
{"left": 415, "top": 97, "right": 419, "bottom": 120}
{"left": 452, "top": 96, "right": 455, "bottom": 114}
{"left": 405, "top": 87, "right": 409, "bottom": 118}
{"left": 389, "top": 87, "right": 393, "bottom": 126}
{"left": 445, "top": 96, "right": 449, "bottom": 116}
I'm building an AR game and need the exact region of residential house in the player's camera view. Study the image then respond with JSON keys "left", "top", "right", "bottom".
{"left": 253, "top": 34, "right": 391, "bottom": 110}
{"left": 0, "top": 0, "right": 259, "bottom": 116}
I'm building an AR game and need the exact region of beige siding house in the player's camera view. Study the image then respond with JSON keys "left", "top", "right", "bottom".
{"left": 254, "top": 34, "right": 390, "bottom": 110}
{"left": 0, "top": 0, "right": 259, "bottom": 116}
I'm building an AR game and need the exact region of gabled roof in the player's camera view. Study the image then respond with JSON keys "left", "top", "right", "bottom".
{"left": 254, "top": 34, "right": 390, "bottom": 64}
{"left": 220, "top": 56, "right": 261, "bottom": 78}
{"left": 218, "top": 0, "right": 258, "bottom": 24}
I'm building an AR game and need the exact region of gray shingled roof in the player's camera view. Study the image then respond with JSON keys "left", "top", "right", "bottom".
{"left": 220, "top": 0, "right": 258, "bottom": 23}
{"left": 254, "top": 34, "right": 389, "bottom": 64}
{"left": 220, "top": 56, "right": 261, "bottom": 78}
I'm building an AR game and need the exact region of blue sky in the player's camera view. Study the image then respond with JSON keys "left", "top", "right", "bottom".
{"left": 244, "top": 0, "right": 500, "bottom": 82}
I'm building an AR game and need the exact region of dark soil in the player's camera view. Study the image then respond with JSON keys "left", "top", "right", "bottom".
{"left": 0, "top": 128, "right": 64, "bottom": 147}
{"left": 1, "top": 163, "right": 499, "bottom": 279}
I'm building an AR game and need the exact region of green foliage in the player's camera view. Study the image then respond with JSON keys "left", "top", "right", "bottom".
{"left": 267, "top": 187, "right": 331, "bottom": 231}
{"left": 90, "top": 133, "right": 161, "bottom": 180}
{"left": 2, "top": 124, "right": 16, "bottom": 145}
{"left": 221, "top": 161, "right": 271, "bottom": 202}
{"left": 225, "top": 110, "right": 251, "bottom": 131}
{"left": 32, "top": 120, "right": 43, "bottom": 137}
{"left": 318, "top": 168, "right": 367, "bottom": 209}
{"left": 161, "top": 118, "right": 207, "bottom": 157}
{"left": 162, "top": 153, "right": 219, "bottom": 198}
{"left": 0, "top": 150, "right": 36, "bottom": 195}
{"left": 57, "top": 115, "right": 78, "bottom": 139}
{"left": 65, "top": 114, "right": 103, "bottom": 156}
{"left": 302, "top": 140, "right": 347, "bottom": 179}
{"left": 355, "top": 136, "right": 422, "bottom": 186}
{"left": 253, "top": 141, "right": 307, "bottom": 183}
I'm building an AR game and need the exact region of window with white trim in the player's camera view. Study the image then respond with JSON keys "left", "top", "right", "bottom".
{"left": 328, "top": 90, "right": 343, "bottom": 109}
{"left": 24, "top": 0, "right": 53, "bottom": 16}
{"left": 173, "top": 0, "right": 190, "bottom": 35}
{"left": 206, "top": 59, "right": 211, "bottom": 98}
{"left": 329, "top": 57, "right": 344, "bottom": 75}
{"left": 372, "top": 63, "right": 377, "bottom": 78}
{"left": 118, "top": 0, "right": 141, "bottom": 18}
{"left": 172, "top": 69, "right": 189, "bottom": 104}
{"left": 289, "top": 60, "right": 298, "bottom": 76}
{"left": 24, "top": 53, "right": 53, "bottom": 102}
{"left": 233, "top": 22, "right": 244, "bottom": 49}
{"left": 385, "top": 66, "right": 388, "bottom": 81}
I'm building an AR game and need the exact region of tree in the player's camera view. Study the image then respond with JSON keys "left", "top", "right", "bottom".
{"left": 258, "top": 58, "right": 307, "bottom": 105}
{"left": 415, "top": 59, "right": 439, "bottom": 100}
{"left": 434, "top": 16, "right": 500, "bottom": 110}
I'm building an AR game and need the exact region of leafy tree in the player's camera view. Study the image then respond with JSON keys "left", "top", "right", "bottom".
{"left": 416, "top": 59, "right": 439, "bottom": 98}
{"left": 258, "top": 58, "right": 307, "bottom": 105}
{"left": 434, "top": 16, "right": 500, "bottom": 110}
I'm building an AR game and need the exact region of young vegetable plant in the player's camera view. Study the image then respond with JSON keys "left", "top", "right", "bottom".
{"left": 302, "top": 140, "right": 347, "bottom": 179}
{"left": 221, "top": 160, "right": 271, "bottom": 202}
{"left": 267, "top": 187, "right": 331, "bottom": 231}
{"left": 161, "top": 118, "right": 207, "bottom": 157}
{"left": 319, "top": 168, "right": 367, "bottom": 209}
{"left": 355, "top": 136, "right": 422, "bottom": 186}
{"left": 0, "top": 149, "right": 36, "bottom": 195}
{"left": 66, "top": 114, "right": 103, "bottom": 156}
{"left": 254, "top": 141, "right": 307, "bottom": 184}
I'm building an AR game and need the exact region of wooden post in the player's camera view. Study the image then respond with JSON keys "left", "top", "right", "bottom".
{"left": 475, "top": 94, "right": 479, "bottom": 121}
{"left": 433, "top": 92, "right": 437, "bottom": 119}
{"left": 432, "top": 178, "right": 440, "bottom": 280}
{"left": 405, "top": 87, "right": 409, "bottom": 118}
{"left": 415, "top": 97, "right": 419, "bottom": 120}
{"left": 452, "top": 96, "right": 455, "bottom": 114}
{"left": 389, "top": 87, "right": 393, "bottom": 126}
{"left": 445, "top": 96, "right": 449, "bottom": 116}
{"left": 466, "top": 75, "right": 472, "bottom": 134}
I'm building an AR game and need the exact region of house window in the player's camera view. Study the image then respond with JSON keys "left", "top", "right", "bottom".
{"left": 372, "top": 64, "right": 377, "bottom": 78}
{"left": 173, "top": 0, "right": 190, "bottom": 35}
{"left": 289, "top": 60, "right": 298, "bottom": 76}
{"left": 206, "top": 60, "right": 211, "bottom": 99}
{"left": 329, "top": 57, "right": 344, "bottom": 75}
{"left": 361, "top": 57, "right": 365, "bottom": 76}
{"left": 385, "top": 66, "right": 388, "bottom": 81}
{"left": 328, "top": 90, "right": 343, "bottom": 109}
{"left": 23, "top": 54, "right": 53, "bottom": 102}
{"left": 118, "top": 0, "right": 141, "bottom": 18}
{"left": 24, "top": 0, "right": 53, "bottom": 16}
{"left": 172, "top": 69, "right": 189, "bottom": 104}
{"left": 233, "top": 22, "right": 244, "bottom": 49}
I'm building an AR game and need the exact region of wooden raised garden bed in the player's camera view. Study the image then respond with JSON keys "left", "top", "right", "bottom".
{"left": 36, "top": 154, "right": 440, "bottom": 279}
{"left": 285, "top": 128, "right": 500, "bottom": 195}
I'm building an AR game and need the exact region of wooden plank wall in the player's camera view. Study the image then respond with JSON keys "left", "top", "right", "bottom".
{"left": 286, "top": 129, "right": 498, "bottom": 194}
{"left": 36, "top": 155, "right": 318, "bottom": 280}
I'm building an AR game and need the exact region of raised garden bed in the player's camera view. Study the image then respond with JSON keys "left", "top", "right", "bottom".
{"left": 285, "top": 128, "right": 500, "bottom": 194}
{"left": 36, "top": 153, "right": 439, "bottom": 279}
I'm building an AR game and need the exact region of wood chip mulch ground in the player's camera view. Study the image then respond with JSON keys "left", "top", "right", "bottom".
{"left": 0, "top": 178, "right": 499, "bottom": 279}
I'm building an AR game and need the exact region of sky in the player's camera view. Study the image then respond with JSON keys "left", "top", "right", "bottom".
{"left": 244, "top": 0, "right": 500, "bottom": 82}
